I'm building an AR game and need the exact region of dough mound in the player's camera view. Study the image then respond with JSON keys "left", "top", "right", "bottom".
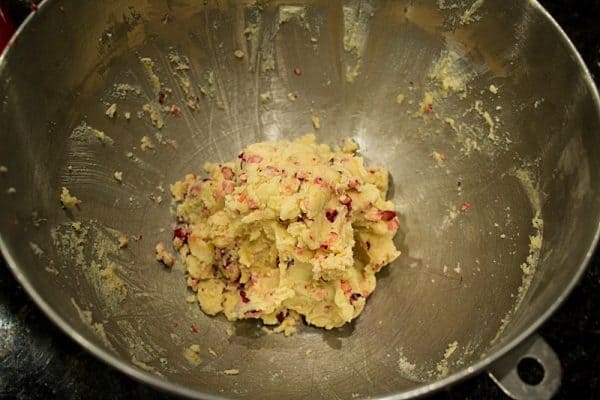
{"left": 170, "top": 135, "right": 400, "bottom": 334}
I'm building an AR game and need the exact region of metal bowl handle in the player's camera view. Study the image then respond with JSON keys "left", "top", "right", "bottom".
{"left": 487, "top": 334, "right": 562, "bottom": 400}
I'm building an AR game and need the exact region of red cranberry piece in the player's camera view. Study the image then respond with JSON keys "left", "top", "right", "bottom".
{"left": 380, "top": 210, "right": 396, "bottom": 221}
{"left": 276, "top": 311, "right": 286, "bottom": 323}
{"left": 240, "top": 290, "right": 250, "bottom": 304}
{"left": 325, "top": 209, "right": 338, "bottom": 223}
{"left": 246, "top": 154, "right": 263, "bottom": 164}
{"left": 173, "top": 227, "right": 188, "bottom": 243}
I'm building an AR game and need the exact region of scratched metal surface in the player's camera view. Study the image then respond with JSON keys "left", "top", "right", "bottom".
{"left": 0, "top": 0, "right": 598, "bottom": 399}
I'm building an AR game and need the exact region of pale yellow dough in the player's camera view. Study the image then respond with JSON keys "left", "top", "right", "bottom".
{"left": 170, "top": 135, "right": 400, "bottom": 333}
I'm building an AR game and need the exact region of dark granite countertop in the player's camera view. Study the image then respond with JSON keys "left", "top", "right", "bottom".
{"left": 0, "top": 1, "right": 598, "bottom": 399}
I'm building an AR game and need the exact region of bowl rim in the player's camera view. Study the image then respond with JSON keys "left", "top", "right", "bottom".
{"left": 1, "top": 0, "right": 599, "bottom": 399}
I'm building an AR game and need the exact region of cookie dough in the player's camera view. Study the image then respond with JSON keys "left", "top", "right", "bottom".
{"left": 169, "top": 135, "right": 400, "bottom": 333}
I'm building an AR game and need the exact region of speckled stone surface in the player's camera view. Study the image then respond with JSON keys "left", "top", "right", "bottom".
{"left": 0, "top": 1, "right": 598, "bottom": 399}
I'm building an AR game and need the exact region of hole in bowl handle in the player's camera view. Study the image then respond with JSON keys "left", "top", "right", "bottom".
{"left": 487, "top": 334, "right": 561, "bottom": 400}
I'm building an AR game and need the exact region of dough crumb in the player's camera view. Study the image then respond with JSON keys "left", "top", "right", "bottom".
{"left": 311, "top": 115, "right": 321, "bottom": 130}
{"left": 260, "top": 92, "right": 271, "bottom": 104}
{"left": 0, "top": 165, "right": 7, "bottom": 173}
{"left": 142, "top": 103, "right": 165, "bottom": 129}
{"left": 140, "top": 136, "right": 155, "bottom": 151}
{"left": 118, "top": 236, "right": 129, "bottom": 249}
{"left": 113, "top": 171, "right": 123, "bottom": 183}
{"left": 224, "top": 369, "right": 240, "bottom": 375}
{"left": 287, "top": 92, "right": 298, "bottom": 102}
{"left": 186, "top": 294, "right": 197, "bottom": 303}
{"left": 431, "top": 151, "right": 446, "bottom": 166}
{"left": 396, "top": 94, "right": 405, "bottom": 105}
{"left": 184, "top": 344, "right": 202, "bottom": 366}
{"left": 60, "top": 187, "right": 81, "bottom": 209}
{"left": 345, "top": 65, "right": 360, "bottom": 83}
{"left": 342, "top": 138, "right": 359, "bottom": 153}
{"left": 155, "top": 242, "right": 175, "bottom": 267}
{"left": 105, "top": 103, "right": 117, "bottom": 118}
{"left": 6, "top": 187, "right": 16, "bottom": 195}
{"left": 29, "top": 242, "right": 44, "bottom": 257}
{"left": 234, "top": 50, "right": 245, "bottom": 59}
{"left": 489, "top": 84, "right": 499, "bottom": 94}
{"left": 419, "top": 92, "right": 434, "bottom": 115}
{"left": 124, "top": 111, "right": 131, "bottom": 120}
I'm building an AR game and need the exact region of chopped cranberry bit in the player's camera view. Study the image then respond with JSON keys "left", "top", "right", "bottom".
{"left": 340, "top": 195, "right": 352, "bottom": 212}
{"left": 380, "top": 210, "right": 397, "bottom": 221}
{"left": 350, "top": 293, "right": 362, "bottom": 301}
{"left": 221, "top": 166, "right": 234, "bottom": 179}
{"left": 340, "top": 280, "right": 352, "bottom": 295}
{"left": 191, "top": 324, "right": 198, "bottom": 333}
{"left": 314, "top": 177, "right": 324, "bottom": 185}
{"left": 172, "top": 320, "right": 178, "bottom": 328}
{"left": 424, "top": 103, "right": 433, "bottom": 114}
{"left": 240, "top": 290, "right": 250, "bottom": 304}
{"left": 365, "top": 240, "right": 371, "bottom": 250}
{"left": 325, "top": 209, "right": 338, "bottom": 223}
{"left": 246, "top": 154, "right": 263, "bottom": 163}
{"left": 171, "top": 104, "right": 182, "bottom": 115}
{"left": 293, "top": 67, "right": 302, "bottom": 76}
{"left": 348, "top": 178, "right": 360, "bottom": 189}
{"left": 173, "top": 226, "right": 188, "bottom": 243}
{"left": 30, "top": 3, "right": 38, "bottom": 11}
{"left": 320, "top": 244, "right": 329, "bottom": 250}
{"left": 158, "top": 91, "right": 167, "bottom": 104}
{"left": 461, "top": 202, "right": 472, "bottom": 211}
{"left": 276, "top": 311, "right": 286, "bottom": 323}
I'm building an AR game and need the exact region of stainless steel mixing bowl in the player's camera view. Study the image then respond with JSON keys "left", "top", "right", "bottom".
{"left": 0, "top": 0, "right": 598, "bottom": 399}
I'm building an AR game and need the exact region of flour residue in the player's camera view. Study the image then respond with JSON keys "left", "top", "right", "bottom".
{"left": 428, "top": 50, "right": 473, "bottom": 97}
{"left": 52, "top": 221, "right": 130, "bottom": 312}
{"left": 492, "top": 168, "right": 544, "bottom": 344}
{"left": 71, "top": 298, "right": 115, "bottom": 351}
{"left": 397, "top": 340, "right": 464, "bottom": 381}
{"left": 460, "top": 0, "right": 485, "bottom": 25}
{"left": 70, "top": 122, "right": 114, "bottom": 145}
